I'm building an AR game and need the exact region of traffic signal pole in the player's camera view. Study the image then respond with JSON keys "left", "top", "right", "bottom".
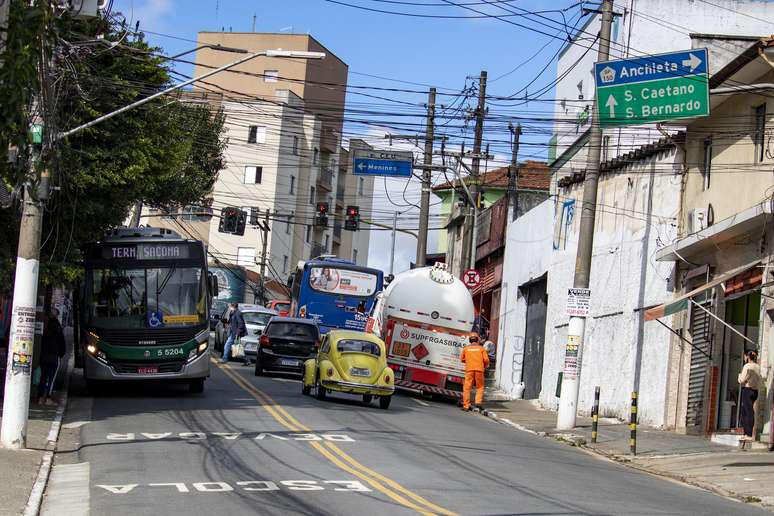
{"left": 258, "top": 210, "right": 270, "bottom": 304}
{"left": 462, "top": 71, "right": 486, "bottom": 273}
{"left": 556, "top": 0, "right": 613, "bottom": 431}
{"left": 416, "top": 88, "right": 435, "bottom": 267}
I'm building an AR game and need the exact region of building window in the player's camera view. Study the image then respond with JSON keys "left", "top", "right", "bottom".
{"left": 293, "top": 136, "right": 299, "bottom": 155}
{"left": 352, "top": 249, "right": 358, "bottom": 264}
{"left": 290, "top": 175, "right": 295, "bottom": 195}
{"left": 358, "top": 177, "right": 364, "bottom": 196}
{"left": 313, "top": 148, "right": 318, "bottom": 164}
{"left": 305, "top": 224, "right": 311, "bottom": 243}
{"left": 264, "top": 70, "right": 279, "bottom": 83}
{"left": 310, "top": 186, "right": 315, "bottom": 205}
{"left": 601, "top": 135, "right": 610, "bottom": 163}
{"left": 247, "top": 125, "right": 266, "bottom": 144}
{"left": 244, "top": 166, "right": 262, "bottom": 184}
{"left": 754, "top": 103, "right": 766, "bottom": 163}
{"left": 702, "top": 138, "right": 712, "bottom": 191}
{"left": 286, "top": 212, "right": 292, "bottom": 234}
{"left": 237, "top": 247, "right": 255, "bottom": 267}
{"left": 283, "top": 255, "right": 288, "bottom": 273}
{"left": 324, "top": 234, "right": 329, "bottom": 251}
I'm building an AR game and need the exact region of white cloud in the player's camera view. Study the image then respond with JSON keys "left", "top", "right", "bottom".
{"left": 124, "top": 0, "right": 175, "bottom": 34}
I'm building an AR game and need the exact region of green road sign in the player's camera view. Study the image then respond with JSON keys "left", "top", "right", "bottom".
{"left": 595, "top": 49, "right": 709, "bottom": 127}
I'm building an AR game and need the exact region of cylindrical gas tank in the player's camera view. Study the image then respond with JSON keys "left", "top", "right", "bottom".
{"left": 382, "top": 264, "right": 475, "bottom": 333}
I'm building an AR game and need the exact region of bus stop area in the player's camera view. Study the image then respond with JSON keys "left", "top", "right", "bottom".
{"left": 483, "top": 398, "right": 774, "bottom": 508}
{"left": 0, "top": 328, "right": 71, "bottom": 516}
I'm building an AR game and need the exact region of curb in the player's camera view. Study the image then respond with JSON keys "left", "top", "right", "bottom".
{"left": 479, "top": 408, "right": 772, "bottom": 511}
{"left": 22, "top": 351, "right": 73, "bottom": 516}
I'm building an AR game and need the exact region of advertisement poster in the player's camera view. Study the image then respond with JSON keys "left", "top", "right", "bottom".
{"left": 11, "top": 305, "right": 36, "bottom": 375}
{"left": 309, "top": 267, "right": 376, "bottom": 297}
{"left": 387, "top": 320, "right": 467, "bottom": 374}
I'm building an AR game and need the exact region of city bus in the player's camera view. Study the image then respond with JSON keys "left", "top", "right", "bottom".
{"left": 289, "top": 257, "right": 383, "bottom": 333}
{"left": 79, "top": 227, "right": 216, "bottom": 393}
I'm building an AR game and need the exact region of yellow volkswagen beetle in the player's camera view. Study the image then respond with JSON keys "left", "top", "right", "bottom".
{"left": 302, "top": 329, "right": 394, "bottom": 409}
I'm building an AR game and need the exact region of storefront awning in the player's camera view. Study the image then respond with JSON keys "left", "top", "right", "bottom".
{"left": 644, "top": 260, "right": 761, "bottom": 321}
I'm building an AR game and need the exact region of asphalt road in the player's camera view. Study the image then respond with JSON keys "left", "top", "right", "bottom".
{"left": 49, "top": 358, "right": 769, "bottom": 516}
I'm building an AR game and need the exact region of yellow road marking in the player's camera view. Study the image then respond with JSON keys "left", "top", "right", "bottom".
{"left": 212, "top": 359, "right": 457, "bottom": 516}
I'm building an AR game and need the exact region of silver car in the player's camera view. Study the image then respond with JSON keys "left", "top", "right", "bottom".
{"left": 214, "top": 305, "right": 278, "bottom": 357}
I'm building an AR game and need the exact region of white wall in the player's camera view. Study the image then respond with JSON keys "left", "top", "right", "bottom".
{"left": 496, "top": 200, "right": 554, "bottom": 398}
{"left": 540, "top": 147, "right": 683, "bottom": 426}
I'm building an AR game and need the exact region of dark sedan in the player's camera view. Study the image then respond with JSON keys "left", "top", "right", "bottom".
{"left": 255, "top": 317, "right": 320, "bottom": 376}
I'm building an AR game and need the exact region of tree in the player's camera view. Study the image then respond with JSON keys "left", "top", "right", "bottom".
{"left": 0, "top": 4, "right": 226, "bottom": 291}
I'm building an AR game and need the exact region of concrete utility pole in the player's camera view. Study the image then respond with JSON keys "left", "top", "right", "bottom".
{"left": 389, "top": 211, "right": 398, "bottom": 275}
{"left": 556, "top": 0, "right": 614, "bottom": 431}
{"left": 416, "top": 87, "right": 436, "bottom": 268}
{"left": 258, "top": 210, "right": 270, "bottom": 303}
{"left": 507, "top": 123, "right": 522, "bottom": 222}
{"left": 462, "top": 71, "right": 487, "bottom": 273}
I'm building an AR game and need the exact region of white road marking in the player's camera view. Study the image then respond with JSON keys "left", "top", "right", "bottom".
{"left": 105, "top": 432, "right": 356, "bottom": 442}
{"left": 62, "top": 421, "right": 89, "bottom": 430}
{"left": 41, "top": 462, "right": 90, "bottom": 516}
{"left": 272, "top": 378, "right": 299, "bottom": 383}
{"left": 410, "top": 398, "right": 430, "bottom": 407}
{"left": 96, "top": 480, "right": 371, "bottom": 494}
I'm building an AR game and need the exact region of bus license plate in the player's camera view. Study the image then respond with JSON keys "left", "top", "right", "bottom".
{"left": 137, "top": 366, "right": 158, "bottom": 374}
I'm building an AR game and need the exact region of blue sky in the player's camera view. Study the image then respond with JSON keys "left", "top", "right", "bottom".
{"left": 112, "top": 0, "right": 579, "bottom": 271}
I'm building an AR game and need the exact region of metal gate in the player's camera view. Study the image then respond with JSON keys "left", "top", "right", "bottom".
{"left": 686, "top": 298, "right": 712, "bottom": 429}
{"left": 522, "top": 277, "right": 547, "bottom": 400}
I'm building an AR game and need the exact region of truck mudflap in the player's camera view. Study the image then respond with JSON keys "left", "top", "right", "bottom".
{"left": 395, "top": 379, "right": 462, "bottom": 399}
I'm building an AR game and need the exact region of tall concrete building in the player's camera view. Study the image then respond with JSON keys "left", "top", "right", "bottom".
{"left": 144, "top": 33, "right": 373, "bottom": 301}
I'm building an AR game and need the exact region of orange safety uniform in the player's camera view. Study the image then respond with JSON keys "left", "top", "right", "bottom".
{"left": 461, "top": 343, "right": 489, "bottom": 409}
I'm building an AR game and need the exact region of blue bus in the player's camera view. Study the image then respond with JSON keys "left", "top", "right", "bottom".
{"left": 289, "top": 257, "right": 383, "bottom": 333}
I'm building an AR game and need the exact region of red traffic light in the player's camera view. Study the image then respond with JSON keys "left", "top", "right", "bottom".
{"left": 346, "top": 206, "right": 359, "bottom": 217}
{"left": 316, "top": 202, "right": 329, "bottom": 214}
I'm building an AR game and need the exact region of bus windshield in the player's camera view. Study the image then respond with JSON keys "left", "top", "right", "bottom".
{"left": 89, "top": 267, "right": 206, "bottom": 329}
{"left": 309, "top": 267, "right": 377, "bottom": 297}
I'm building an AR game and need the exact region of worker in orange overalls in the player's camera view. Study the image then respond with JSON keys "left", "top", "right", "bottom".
{"left": 461, "top": 333, "right": 489, "bottom": 411}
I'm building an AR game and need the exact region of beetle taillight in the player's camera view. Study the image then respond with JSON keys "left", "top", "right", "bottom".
{"left": 326, "top": 367, "right": 334, "bottom": 377}
{"left": 260, "top": 334, "right": 270, "bottom": 348}
{"left": 384, "top": 374, "right": 391, "bottom": 383}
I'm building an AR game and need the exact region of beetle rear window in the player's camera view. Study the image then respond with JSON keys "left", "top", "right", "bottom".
{"left": 337, "top": 339, "right": 381, "bottom": 356}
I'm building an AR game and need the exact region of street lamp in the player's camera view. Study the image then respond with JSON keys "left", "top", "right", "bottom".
{"left": 57, "top": 49, "right": 325, "bottom": 140}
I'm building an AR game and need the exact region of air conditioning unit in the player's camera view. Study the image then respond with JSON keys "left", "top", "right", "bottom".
{"left": 687, "top": 208, "right": 707, "bottom": 234}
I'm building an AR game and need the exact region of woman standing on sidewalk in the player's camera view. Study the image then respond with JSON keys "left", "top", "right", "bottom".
{"left": 37, "top": 309, "right": 66, "bottom": 406}
{"left": 738, "top": 350, "right": 762, "bottom": 441}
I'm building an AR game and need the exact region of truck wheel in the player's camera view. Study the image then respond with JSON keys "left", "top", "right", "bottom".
{"left": 189, "top": 378, "right": 205, "bottom": 393}
{"left": 379, "top": 395, "right": 392, "bottom": 410}
{"left": 362, "top": 394, "right": 373, "bottom": 404}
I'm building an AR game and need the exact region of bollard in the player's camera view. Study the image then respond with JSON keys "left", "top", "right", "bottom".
{"left": 591, "top": 386, "right": 600, "bottom": 443}
{"left": 630, "top": 391, "right": 638, "bottom": 455}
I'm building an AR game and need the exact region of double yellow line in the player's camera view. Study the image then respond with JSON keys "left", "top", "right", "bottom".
{"left": 214, "top": 359, "right": 456, "bottom": 516}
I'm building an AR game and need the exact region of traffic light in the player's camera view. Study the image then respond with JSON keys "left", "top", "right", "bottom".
{"left": 344, "top": 205, "right": 360, "bottom": 231}
{"left": 316, "top": 202, "right": 329, "bottom": 227}
{"left": 218, "top": 207, "right": 247, "bottom": 236}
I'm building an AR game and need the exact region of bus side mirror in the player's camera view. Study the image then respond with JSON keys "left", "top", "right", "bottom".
{"left": 209, "top": 274, "right": 219, "bottom": 297}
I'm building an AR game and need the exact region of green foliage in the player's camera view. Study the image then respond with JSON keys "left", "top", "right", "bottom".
{"left": 0, "top": 5, "right": 226, "bottom": 292}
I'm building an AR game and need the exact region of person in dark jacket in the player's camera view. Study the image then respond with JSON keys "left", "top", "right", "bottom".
{"left": 37, "top": 309, "right": 66, "bottom": 406}
{"left": 221, "top": 303, "right": 247, "bottom": 363}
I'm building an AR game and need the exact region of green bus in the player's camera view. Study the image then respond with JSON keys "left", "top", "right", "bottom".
{"left": 79, "top": 227, "right": 216, "bottom": 393}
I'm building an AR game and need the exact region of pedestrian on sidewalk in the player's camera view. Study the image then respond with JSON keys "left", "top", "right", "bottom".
{"left": 37, "top": 309, "right": 66, "bottom": 406}
{"left": 738, "top": 349, "right": 761, "bottom": 441}
{"left": 461, "top": 333, "right": 489, "bottom": 411}
{"left": 221, "top": 303, "right": 247, "bottom": 364}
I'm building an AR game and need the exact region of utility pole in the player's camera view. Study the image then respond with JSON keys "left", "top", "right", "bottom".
{"left": 258, "top": 210, "right": 270, "bottom": 304}
{"left": 389, "top": 211, "right": 398, "bottom": 275}
{"left": 462, "top": 71, "right": 487, "bottom": 273}
{"left": 556, "top": 0, "right": 614, "bottom": 431}
{"left": 507, "top": 123, "right": 522, "bottom": 222}
{"left": 416, "top": 87, "right": 436, "bottom": 268}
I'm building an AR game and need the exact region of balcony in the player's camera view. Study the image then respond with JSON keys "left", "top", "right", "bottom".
{"left": 317, "top": 167, "right": 333, "bottom": 192}
{"left": 320, "top": 125, "right": 339, "bottom": 153}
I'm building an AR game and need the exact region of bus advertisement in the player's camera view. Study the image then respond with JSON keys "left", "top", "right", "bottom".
{"left": 80, "top": 227, "right": 216, "bottom": 393}
{"left": 290, "top": 257, "right": 383, "bottom": 333}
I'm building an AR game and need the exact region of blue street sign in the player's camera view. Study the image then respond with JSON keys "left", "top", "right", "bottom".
{"left": 595, "top": 48, "right": 708, "bottom": 87}
{"left": 353, "top": 157, "right": 413, "bottom": 178}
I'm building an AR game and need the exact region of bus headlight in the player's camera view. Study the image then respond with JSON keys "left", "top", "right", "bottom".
{"left": 86, "top": 344, "right": 97, "bottom": 355}
{"left": 198, "top": 342, "right": 208, "bottom": 353}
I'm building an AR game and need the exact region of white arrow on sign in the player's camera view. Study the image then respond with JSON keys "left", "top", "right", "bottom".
{"left": 357, "top": 162, "right": 365, "bottom": 171}
{"left": 681, "top": 53, "right": 702, "bottom": 72}
{"left": 605, "top": 94, "right": 618, "bottom": 118}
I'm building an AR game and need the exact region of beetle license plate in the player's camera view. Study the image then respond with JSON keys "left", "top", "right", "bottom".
{"left": 350, "top": 367, "right": 371, "bottom": 377}
{"left": 137, "top": 366, "right": 158, "bottom": 374}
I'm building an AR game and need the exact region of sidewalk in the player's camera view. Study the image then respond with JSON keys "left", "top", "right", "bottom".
{"left": 483, "top": 399, "right": 774, "bottom": 510}
{"left": 0, "top": 330, "right": 72, "bottom": 516}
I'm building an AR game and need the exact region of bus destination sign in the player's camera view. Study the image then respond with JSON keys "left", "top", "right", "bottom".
{"left": 101, "top": 244, "right": 191, "bottom": 260}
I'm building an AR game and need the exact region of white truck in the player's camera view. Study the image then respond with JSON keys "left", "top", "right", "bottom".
{"left": 366, "top": 263, "right": 475, "bottom": 398}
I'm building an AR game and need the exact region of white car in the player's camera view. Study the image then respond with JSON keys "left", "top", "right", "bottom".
{"left": 215, "top": 305, "right": 277, "bottom": 355}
